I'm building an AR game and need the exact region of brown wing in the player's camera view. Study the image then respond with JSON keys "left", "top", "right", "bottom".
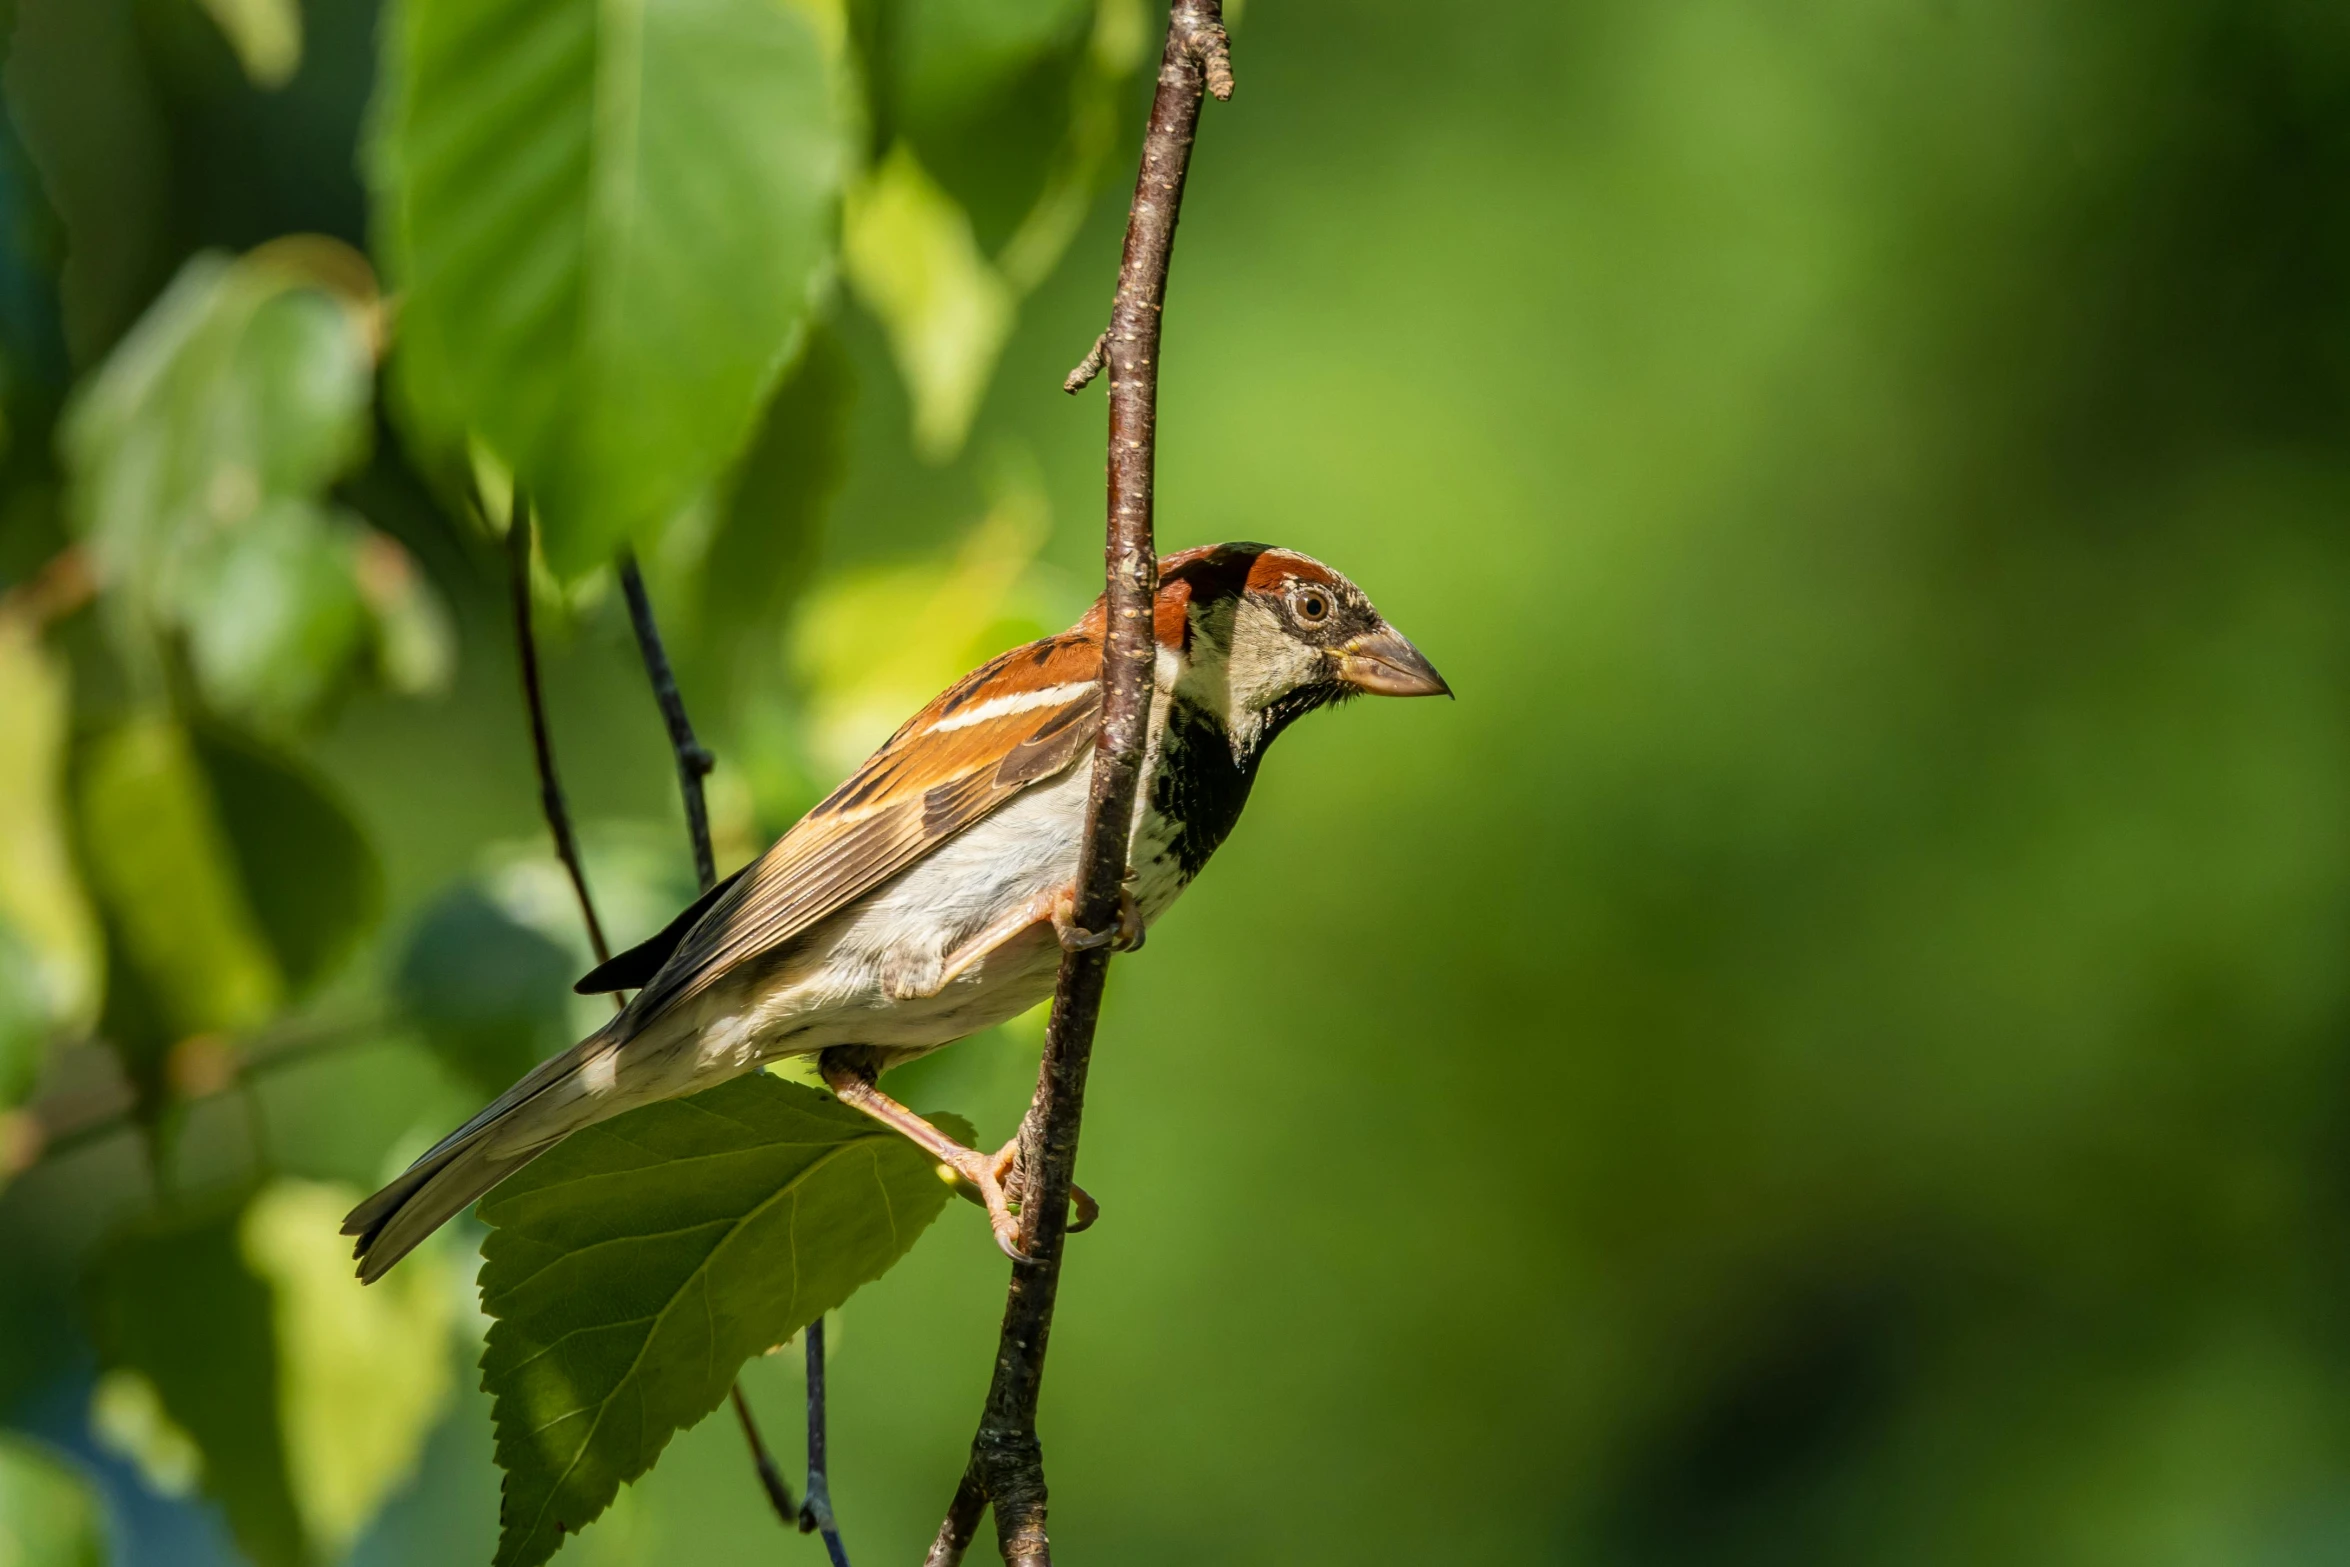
{"left": 623, "top": 630, "right": 1106, "bottom": 1024}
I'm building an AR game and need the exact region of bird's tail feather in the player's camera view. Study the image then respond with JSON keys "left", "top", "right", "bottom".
{"left": 342, "top": 1025, "right": 620, "bottom": 1282}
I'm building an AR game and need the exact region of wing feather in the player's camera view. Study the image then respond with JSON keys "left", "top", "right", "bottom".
{"left": 623, "top": 636, "right": 1105, "bottom": 1023}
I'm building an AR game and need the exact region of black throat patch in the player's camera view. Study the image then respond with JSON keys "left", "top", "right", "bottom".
{"left": 1151, "top": 698, "right": 1263, "bottom": 880}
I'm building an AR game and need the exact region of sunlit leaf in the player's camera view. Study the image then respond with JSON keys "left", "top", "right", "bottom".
{"left": 395, "top": 883, "right": 575, "bottom": 1096}
{"left": 352, "top": 528, "right": 456, "bottom": 697}
{"left": 843, "top": 145, "right": 1014, "bottom": 461}
{"left": 241, "top": 1178, "right": 454, "bottom": 1557}
{"left": 191, "top": 724, "right": 382, "bottom": 997}
{"left": 172, "top": 498, "right": 367, "bottom": 728}
{"left": 888, "top": 0, "right": 1103, "bottom": 264}
{"left": 0, "top": 1434, "right": 108, "bottom": 1567}
{"left": 0, "top": 922, "right": 53, "bottom": 1109}
{"left": 59, "top": 245, "right": 383, "bottom": 729}
{"left": 0, "top": 608, "right": 102, "bottom": 1087}
{"left": 794, "top": 459, "right": 1059, "bottom": 775}
{"left": 85, "top": 1197, "right": 306, "bottom": 1567}
{"left": 478, "top": 1075, "right": 965, "bottom": 1567}
{"left": 374, "top": 0, "right": 851, "bottom": 577}
{"left": 76, "top": 716, "right": 281, "bottom": 1043}
{"left": 88, "top": 1367, "right": 201, "bottom": 1497}
{"left": 696, "top": 324, "right": 852, "bottom": 674}
{"left": 192, "top": 0, "right": 304, "bottom": 89}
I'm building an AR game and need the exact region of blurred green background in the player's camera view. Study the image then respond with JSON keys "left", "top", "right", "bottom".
{"left": 8, "top": 0, "right": 2350, "bottom": 1564}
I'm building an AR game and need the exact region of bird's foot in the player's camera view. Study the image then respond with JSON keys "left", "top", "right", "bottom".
{"left": 1051, "top": 884, "right": 1145, "bottom": 955}
{"left": 943, "top": 1139, "right": 1100, "bottom": 1260}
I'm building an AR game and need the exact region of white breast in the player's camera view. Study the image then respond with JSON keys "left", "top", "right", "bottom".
{"left": 607, "top": 677, "right": 1198, "bottom": 1097}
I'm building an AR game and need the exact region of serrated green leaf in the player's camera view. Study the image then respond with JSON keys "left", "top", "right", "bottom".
{"left": 76, "top": 716, "right": 281, "bottom": 1044}
{"left": 0, "top": 1434, "right": 108, "bottom": 1567}
{"left": 395, "top": 882, "right": 576, "bottom": 1096}
{"left": 477, "top": 1074, "right": 965, "bottom": 1567}
{"left": 374, "top": 0, "right": 850, "bottom": 577}
{"left": 85, "top": 1195, "right": 308, "bottom": 1567}
{"left": 241, "top": 1179, "right": 454, "bottom": 1557}
{"left": 192, "top": 723, "right": 382, "bottom": 997}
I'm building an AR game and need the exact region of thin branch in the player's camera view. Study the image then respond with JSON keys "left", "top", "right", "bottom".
{"left": 928, "top": 6, "right": 1231, "bottom": 1563}
{"left": 506, "top": 495, "right": 610, "bottom": 966}
{"left": 16, "top": 1010, "right": 386, "bottom": 1169}
{"left": 617, "top": 552, "right": 717, "bottom": 889}
{"left": 615, "top": 545, "right": 842, "bottom": 1552}
{"left": 796, "top": 1316, "right": 852, "bottom": 1567}
{"left": 730, "top": 1384, "right": 799, "bottom": 1520}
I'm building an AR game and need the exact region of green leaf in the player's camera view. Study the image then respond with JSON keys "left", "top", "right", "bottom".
{"left": 0, "top": 1435, "right": 108, "bottom": 1567}
{"left": 374, "top": 0, "right": 851, "bottom": 577}
{"left": 893, "top": 0, "right": 1093, "bottom": 127}
{"left": 843, "top": 144, "right": 1014, "bottom": 462}
{"left": 76, "top": 715, "right": 282, "bottom": 1045}
{"left": 191, "top": 723, "right": 383, "bottom": 997}
{"left": 191, "top": 0, "right": 304, "bottom": 89}
{"left": 793, "top": 458, "right": 1054, "bottom": 775}
{"left": 395, "top": 882, "right": 576, "bottom": 1096}
{"left": 172, "top": 498, "right": 368, "bottom": 728}
{"left": 353, "top": 529, "right": 457, "bottom": 697}
{"left": 0, "top": 608, "right": 103, "bottom": 1090}
{"left": 88, "top": 1366, "right": 201, "bottom": 1497}
{"left": 240, "top": 1179, "right": 455, "bottom": 1558}
{"left": 59, "top": 246, "right": 383, "bottom": 729}
{"left": 884, "top": 0, "right": 1143, "bottom": 287}
{"left": 888, "top": 0, "right": 1100, "bottom": 256}
{"left": 478, "top": 1074, "right": 966, "bottom": 1567}
{"left": 696, "top": 323, "right": 853, "bottom": 673}
{"left": 0, "top": 919, "right": 54, "bottom": 1108}
{"left": 85, "top": 1195, "right": 307, "bottom": 1567}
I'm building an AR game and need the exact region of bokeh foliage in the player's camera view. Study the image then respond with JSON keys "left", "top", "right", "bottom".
{"left": 7, "top": 0, "right": 2350, "bottom": 1566}
{"left": 0, "top": 0, "right": 1143, "bottom": 1559}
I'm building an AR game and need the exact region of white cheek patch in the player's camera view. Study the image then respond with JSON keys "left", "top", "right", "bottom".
{"left": 1226, "top": 598, "right": 1322, "bottom": 712}
{"left": 923, "top": 681, "right": 1097, "bottom": 735}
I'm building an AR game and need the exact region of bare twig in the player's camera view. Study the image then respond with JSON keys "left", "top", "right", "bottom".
{"left": 617, "top": 553, "right": 717, "bottom": 889}
{"left": 796, "top": 1316, "right": 852, "bottom": 1567}
{"left": 506, "top": 496, "right": 610, "bottom": 967}
{"left": 927, "top": 6, "right": 1231, "bottom": 1563}
{"left": 731, "top": 1384, "right": 800, "bottom": 1520}
{"left": 613, "top": 546, "right": 836, "bottom": 1548}
{"left": 16, "top": 1009, "right": 386, "bottom": 1169}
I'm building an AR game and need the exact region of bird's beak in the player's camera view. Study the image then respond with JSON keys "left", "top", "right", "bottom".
{"left": 1338, "top": 625, "right": 1451, "bottom": 698}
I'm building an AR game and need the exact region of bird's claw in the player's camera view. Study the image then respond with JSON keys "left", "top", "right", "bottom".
{"left": 944, "top": 1141, "right": 1100, "bottom": 1260}
{"left": 1051, "top": 886, "right": 1146, "bottom": 955}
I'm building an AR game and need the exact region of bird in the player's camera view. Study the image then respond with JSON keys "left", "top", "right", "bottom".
{"left": 345, "top": 541, "right": 1448, "bottom": 1278}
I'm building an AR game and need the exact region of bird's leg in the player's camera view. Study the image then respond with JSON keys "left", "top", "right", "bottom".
{"left": 817, "top": 1049, "right": 1097, "bottom": 1260}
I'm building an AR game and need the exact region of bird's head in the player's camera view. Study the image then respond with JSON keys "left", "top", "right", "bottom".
{"left": 1155, "top": 542, "right": 1449, "bottom": 759}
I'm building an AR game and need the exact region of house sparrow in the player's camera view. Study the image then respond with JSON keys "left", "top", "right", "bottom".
{"left": 346, "top": 542, "right": 1447, "bottom": 1276}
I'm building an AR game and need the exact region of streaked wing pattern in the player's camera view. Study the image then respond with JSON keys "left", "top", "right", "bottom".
{"left": 623, "top": 632, "right": 1106, "bottom": 1024}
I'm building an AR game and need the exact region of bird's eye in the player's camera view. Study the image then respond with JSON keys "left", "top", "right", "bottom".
{"left": 1294, "top": 590, "right": 1331, "bottom": 625}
